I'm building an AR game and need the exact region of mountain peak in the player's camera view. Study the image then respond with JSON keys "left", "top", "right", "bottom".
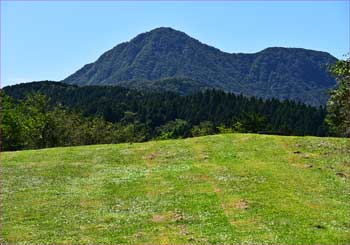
{"left": 63, "top": 28, "right": 337, "bottom": 106}
{"left": 129, "top": 26, "right": 192, "bottom": 44}
{"left": 149, "top": 26, "right": 181, "bottom": 33}
{"left": 143, "top": 27, "right": 189, "bottom": 37}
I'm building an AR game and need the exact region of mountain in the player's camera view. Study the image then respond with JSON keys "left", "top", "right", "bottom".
{"left": 62, "top": 27, "right": 338, "bottom": 106}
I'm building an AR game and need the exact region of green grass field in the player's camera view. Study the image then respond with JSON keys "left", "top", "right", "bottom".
{"left": 1, "top": 133, "right": 350, "bottom": 244}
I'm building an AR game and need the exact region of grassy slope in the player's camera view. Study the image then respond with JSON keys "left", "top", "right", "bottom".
{"left": 1, "top": 134, "right": 350, "bottom": 244}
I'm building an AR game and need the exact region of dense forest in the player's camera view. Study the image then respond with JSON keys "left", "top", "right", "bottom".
{"left": 1, "top": 81, "right": 328, "bottom": 151}
{"left": 63, "top": 27, "right": 337, "bottom": 106}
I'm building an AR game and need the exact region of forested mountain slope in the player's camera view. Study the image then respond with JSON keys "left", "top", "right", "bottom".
{"left": 62, "top": 27, "right": 337, "bottom": 106}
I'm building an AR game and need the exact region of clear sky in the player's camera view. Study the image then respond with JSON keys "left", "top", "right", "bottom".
{"left": 1, "top": 1, "right": 349, "bottom": 87}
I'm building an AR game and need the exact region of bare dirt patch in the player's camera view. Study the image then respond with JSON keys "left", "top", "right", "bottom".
{"left": 173, "top": 211, "right": 186, "bottom": 223}
{"left": 144, "top": 152, "right": 159, "bottom": 161}
{"left": 239, "top": 137, "right": 250, "bottom": 142}
{"left": 152, "top": 214, "right": 167, "bottom": 223}
{"left": 179, "top": 224, "right": 190, "bottom": 236}
{"left": 221, "top": 199, "right": 249, "bottom": 214}
{"left": 134, "top": 232, "right": 145, "bottom": 239}
{"left": 144, "top": 152, "right": 160, "bottom": 168}
{"left": 152, "top": 211, "right": 189, "bottom": 224}
{"left": 336, "top": 172, "right": 349, "bottom": 179}
{"left": 235, "top": 200, "right": 249, "bottom": 210}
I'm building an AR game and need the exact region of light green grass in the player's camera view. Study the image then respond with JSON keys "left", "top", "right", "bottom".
{"left": 1, "top": 133, "right": 350, "bottom": 244}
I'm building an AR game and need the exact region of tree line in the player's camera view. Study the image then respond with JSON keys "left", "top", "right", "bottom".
{"left": 1, "top": 80, "right": 331, "bottom": 151}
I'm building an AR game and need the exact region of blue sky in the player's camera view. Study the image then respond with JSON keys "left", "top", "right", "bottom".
{"left": 1, "top": 1, "right": 349, "bottom": 87}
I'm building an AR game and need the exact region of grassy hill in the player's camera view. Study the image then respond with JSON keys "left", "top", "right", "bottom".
{"left": 1, "top": 134, "right": 349, "bottom": 244}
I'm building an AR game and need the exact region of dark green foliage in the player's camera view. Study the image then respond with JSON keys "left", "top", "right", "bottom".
{"left": 62, "top": 27, "right": 337, "bottom": 106}
{"left": 238, "top": 112, "right": 268, "bottom": 133}
{"left": 120, "top": 77, "right": 211, "bottom": 96}
{"left": 1, "top": 93, "right": 28, "bottom": 150}
{"left": 0, "top": 92, "right": 129, "bottom": 150}
{"left": 191, "top": 121, "right": 216, "bottom": 137}
{"left": 3, "top": 81, "right": 328, "bottom": 151}
{"left": 326, "top": 57, "right": 350, "bottom": 137}
{"left": 156, "top": 119, "right": 191, "bottom": 140}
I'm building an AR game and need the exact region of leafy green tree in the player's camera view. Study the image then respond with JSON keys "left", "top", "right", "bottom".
{"left": 217, "top": 124, "right": 234, "bottom": 134}
{"left": 191, "top": 121, "right": 215, "bottom": 137}
{"left": 326, "top": 57, "right": 350, "bottom": 137}
{"left": 232, "top": 121, "right": 245, "bottom": 133}
{"left": 0, "top": 92, "right": 29, "bottom": 150}
{"left": 1, "top": 92, "right": 131, "bottom": 150}
{"left": 22, "top": 93, "right": 54, "bottom": 148}
{"left": 118, "top": 123, "right": 148, "bottom": 143}
{"left": 156, "top": 119, "right": 190, "bottom": 139}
